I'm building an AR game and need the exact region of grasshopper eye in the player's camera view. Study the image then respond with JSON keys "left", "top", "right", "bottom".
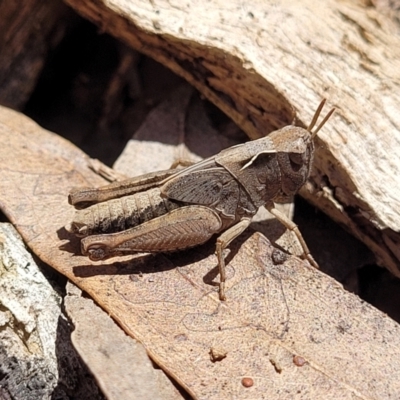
{"left": 288, "top": 152, "right": 304, "bottom": 171}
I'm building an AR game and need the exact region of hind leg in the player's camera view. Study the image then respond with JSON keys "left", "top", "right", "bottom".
{"left": 82, "top": 205, "right": 222, "bottom": 260}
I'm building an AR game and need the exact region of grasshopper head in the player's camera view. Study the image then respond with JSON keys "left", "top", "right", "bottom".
{"left": 269, "top": 99, "right": 334, "bottom": 199}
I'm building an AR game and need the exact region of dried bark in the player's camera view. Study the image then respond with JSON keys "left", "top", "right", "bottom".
{"left": 0, "top": 223, "right": 104, "bottom": 400}
{"left": 63, "top": 0, "right": 400, "bottom": 279}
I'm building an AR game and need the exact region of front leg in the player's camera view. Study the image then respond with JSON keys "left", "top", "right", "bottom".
{"left": 265, "top": 202, "right": 319, "bottom": 269}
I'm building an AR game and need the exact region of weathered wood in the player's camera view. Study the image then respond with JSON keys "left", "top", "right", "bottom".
{"left": 63, "top": 0, "right": 400, "bottom": 279}
{"left": 0, "top": 223, "right": 104, "bottom": 399}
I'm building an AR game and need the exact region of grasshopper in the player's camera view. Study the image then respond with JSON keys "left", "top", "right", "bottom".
{"left": 66, "top": 99, "right": 334, "bottom": 300}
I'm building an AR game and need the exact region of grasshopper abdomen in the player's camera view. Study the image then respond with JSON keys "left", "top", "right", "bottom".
{"left": 66, "top": 187, "right": 180, "bottom": 237}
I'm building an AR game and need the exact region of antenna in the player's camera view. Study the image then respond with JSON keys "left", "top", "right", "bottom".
{"left": 307, "top": 99, "right": 335, "bottom": 138}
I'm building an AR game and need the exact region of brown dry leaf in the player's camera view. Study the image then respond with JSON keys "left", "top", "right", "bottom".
{"left": 65, "top": 282, "right": 184, "bottom": 400}
{"left": 1, "top": 106, "right": 400, "bottom": 399}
